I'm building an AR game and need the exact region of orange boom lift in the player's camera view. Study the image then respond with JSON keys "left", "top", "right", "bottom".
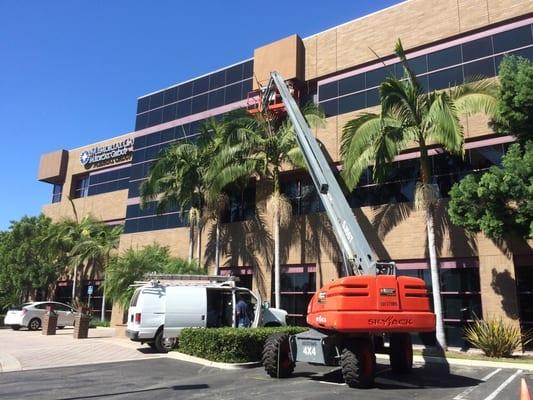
{"left": 250, "top": 72, "right": 435, "bottom": 388}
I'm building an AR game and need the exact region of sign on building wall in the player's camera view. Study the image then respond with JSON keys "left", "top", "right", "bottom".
{"left": 80, "top": 138, "right": 134, "bottom": 168}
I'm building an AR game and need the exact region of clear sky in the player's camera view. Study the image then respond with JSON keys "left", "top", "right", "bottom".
{"left": 0, "top": 0, "right": 402, "bottom": 230}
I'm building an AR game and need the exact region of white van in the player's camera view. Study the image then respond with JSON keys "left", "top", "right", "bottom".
{"left": 126, "top": 276, "right": 287, "bottom": 353}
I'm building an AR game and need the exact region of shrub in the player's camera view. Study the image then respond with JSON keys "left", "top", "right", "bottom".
{"left": 464, "top": 317, "right": 533, "bottom": 357}
{"left": 178, "top": 327, "right": 307, "bottom": 363}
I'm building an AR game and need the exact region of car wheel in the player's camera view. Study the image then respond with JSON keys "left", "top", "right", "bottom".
{"left": 11, "top": 325, "right": 21, "bottom": 331}
{"left": 154, "top": 329, "right": 177, "bottom": 353}
{"left": 28, "top": 318, "right": 41, "bottom": 331}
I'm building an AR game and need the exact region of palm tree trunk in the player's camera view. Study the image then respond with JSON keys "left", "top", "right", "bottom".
{"left": 215, "top": 219, "right": 220, "bottom": 276}
{"left": 196, "top": 223, "right": 202, "bottom": 266}
{"left": 188, "top": 224, "right": 194, "bottom": 262}
{"left": 71, "top": 264, "right": 78, "bottom": 302}
{"left": 426, "top": 206, "right": 447, "bottom": 350}
{"left": 273, "top": 206, "right": 281, "bottom": 309}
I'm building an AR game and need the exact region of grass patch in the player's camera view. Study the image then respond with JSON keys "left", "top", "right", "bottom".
{"left": 89, "top": 319, "right": 110, "bottom": 328}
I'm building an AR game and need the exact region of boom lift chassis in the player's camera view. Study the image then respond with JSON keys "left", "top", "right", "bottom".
{"left": 257, "top": 72, "right": 436, "bottom": 388}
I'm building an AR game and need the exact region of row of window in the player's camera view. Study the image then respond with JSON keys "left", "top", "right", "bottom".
{"left": 318, "top": 25, "right": 533, "bottom": 117}
{"left": 71, "top": 167, "right": 131, "bottom": 198}
{"left": 281, "top": 143, "right": 507, "bottom": 215}
{"left": 136, "top": 60, "right": 253, "bottom": 115}
{"left": 123, "top": 212, "right": 187, "bottom": 234}
{"left": 135, "top": 79, "right": 253, "bottom": 131}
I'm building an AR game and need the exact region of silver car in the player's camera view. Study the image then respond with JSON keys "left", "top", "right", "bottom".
{"left": 4, "top": 301, "right": 78, "bottom": 331}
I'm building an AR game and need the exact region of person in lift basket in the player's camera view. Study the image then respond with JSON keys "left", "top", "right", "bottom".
{"left": 236, "top": 295, "right": 251, "bottom": 328}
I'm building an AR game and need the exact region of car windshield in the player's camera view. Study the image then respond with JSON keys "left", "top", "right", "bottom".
{"left": 9, "top": 302, "right": 32, "bottom": 310}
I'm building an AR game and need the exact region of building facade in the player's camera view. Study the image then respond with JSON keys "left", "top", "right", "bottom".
{"left": 38, "top": 0, "right": 533, "bottom": 346}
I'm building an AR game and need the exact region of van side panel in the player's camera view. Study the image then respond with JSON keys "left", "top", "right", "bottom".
{"left": 164, "top": 286, "right": 207, "bottom": 337}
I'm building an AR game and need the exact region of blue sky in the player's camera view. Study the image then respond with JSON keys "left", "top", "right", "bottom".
{"left": 0, "top": 0, "right": 401, "bottom": 230}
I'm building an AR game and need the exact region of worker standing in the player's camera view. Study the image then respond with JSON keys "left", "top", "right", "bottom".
{"left": 236, "top": 296, "right": 251, "bottom": 328}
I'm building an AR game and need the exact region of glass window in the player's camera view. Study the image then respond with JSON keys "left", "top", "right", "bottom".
{"left": 72, "top": 175, "right": 89, "bottom": 198}
{"left": 137, "top": 97, "right": 150, "bottom": 114}
{"left": 148, "top": 108, "right": 163, "bottom": 126}
{"left": 149, "top": 92, "right": 164, "bottom": 110}
{"left": 509, "top": 46, "right": 533, "bottom": 62}
{"left": 320, "top": 99, "right": 338, "bottom": 117}
{"left": 145, "top": 131, "right": 161, "bottom": 146}
{"left": 406, "top": 55, "right": 428, "bottom": 75}
{"left": 366, "top": 88, "right": 380, "bottom": 107}
{"left": 243, "top": 60, "right": 253, "bottom": 79}
{"left": 319, "top": 81, "right": 338, "bottom": 101}
{"left": 428, "top": 45, "right": 462, "bottom": 71}
{"left": 442, "top": 294, "right": 481, "bottom": 320}
{"left": 225, "top": 82, "right": 242, "bottom": 104}
{"left": 339, "top": 74, "right": 365, "bottom": 96}
{"left": 52, "top": 184, "right": 63, "bottom": 203}
{"left": 192, "top": 76, "right": 209, "bottom": 95}
{"left": 276, "top": 265, "right": 316, "bottom": 326}
{"left": 440, "top": 268, "right": 480, "bottom": 292}
{"left": 493, "top": 25, "right": 532, "bottom": 54}
{"left": 366, "top": 67, "right": 390, "bottom": 88}
{"left": 135, "top": 113, "right": 149, "bottom": 131}
{"left": 241, "top": 79, "right": 252, "bottom": 99}
{"left": 162, "top": 103, "right": 177, "bottom": 123}
{"left": 177, "top": 99, "right": 191, "bottom": 118}
{"left": 178, "top": 81, "right": 193, "bottom": 100}
{"left": 208, "top": 88, "right": 225, "bottom": 109}
{"left": 209, "top": 70, "right": 226, "bottom": 90}
{"left": 226, "top": 64, "right": 243, "bottom": 84}
{"left": 463, "top": 58, "right": 496, "bottom": 80}
{"left": 462, "top": 37, "right": 493, "bottom": 62}
{"left": 339, "top": 92, "right": 366, "bottom": 114}
{"left": 163, "top": 87, "right": 178, "bottom": 105}
{"left": 428, "top": 66, "right": 463, "bottom": 92}
{"left": 469, "top": 145, "right": 504, "bottom": 170}
{"left": 191, "top": 93, "right": 208, "bottom": 114}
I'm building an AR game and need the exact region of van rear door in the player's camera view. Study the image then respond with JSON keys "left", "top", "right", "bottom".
{"left": 164, "top": 286, "right": 206, "bottom": 337}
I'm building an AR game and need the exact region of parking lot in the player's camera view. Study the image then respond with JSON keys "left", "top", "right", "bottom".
{"left": 0, "top": 327, "right": 531, "bottom": 399}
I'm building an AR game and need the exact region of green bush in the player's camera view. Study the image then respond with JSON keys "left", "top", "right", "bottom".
{"left": 178, "top": 327, "right": 307, "bottom": 363}
{"left": 464, "top": 317, "right": 533, "bottom": 357}
{"left": 89, "top": 319, "right": 110, "bottom": 328}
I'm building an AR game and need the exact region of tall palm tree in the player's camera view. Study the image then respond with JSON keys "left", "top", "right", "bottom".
{"left": 141, "top": 118, "right": 230, "bottom": 267}
{"left": 340, "top": 39, "right": 498, "bottom": 349}
{"left": 210, "top": 103, "right": 325, "bottom": 308}
{"left": 69, "top": 221, "right": 122, "bottom": 319}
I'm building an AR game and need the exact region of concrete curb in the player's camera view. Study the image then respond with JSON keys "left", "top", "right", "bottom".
{"left": 165, "top": 351, "right": 261, "bottom": 370}
{"left": 376, "top": 353, "right": 533, "bottom": 371}
{"left": 0, "top": 354, "right": 22, "bottom": 372}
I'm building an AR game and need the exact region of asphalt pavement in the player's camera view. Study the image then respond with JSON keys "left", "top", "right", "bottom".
{"left": 1, "top": 357, "right": 531, "bottom": 400}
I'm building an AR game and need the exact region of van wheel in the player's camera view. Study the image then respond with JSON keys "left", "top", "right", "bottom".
{"left": 154, "top": 329, "right": 176, "bottom": 353}
{"left": 28, "top": 318, "right": 41, "bottom": 331}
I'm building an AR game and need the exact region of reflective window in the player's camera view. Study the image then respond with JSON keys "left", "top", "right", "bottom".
{"left": 319, "top": 81, "right": 338, "bottom": 100}
{"left": 463, "top": 58, "right": 496, "bottom": 80}
{"left": 191, "top": 93, "right": 208, "bottom": 114}
{"left": 428, "top": 45, "right": 462, "bottom": 71}
{"left": 52, "top": 184, "right": 63, "bottom": 203}
{"left": 178, "top": 81, "right": 193, "bottom": 100}
{"left": 339, "top": 92, "right": 366, "bottom": 115}
{"left": 366, "top": 67, "right": 390, "bottom": 88}
{"left": 428, "top": 66, "right": 463, "bottom": 91}
{"left": 462, "top": 37, "right": 493, "bottom": 62}
{"left": 339, "top": 74, "right": 366, "bottom": 95}
{"left": 72, "top": 175, "right": 90, "bottom": 198}
{"left": 275, "top": 265, "right": 316, "bottom": 326}
{"left": 163, "top": 87, "right": 178, "bottom": 105}
{"left": 208, "top": 88, "right": 225, "bottom": 109}
{"left": 493, "top": 25, "right": 532, "bottom": 53}
{"left": 209, "top": 70, "right": 226, "bottom": 90}
{"left": 192, "top": 76, "right": 209, "bottom": 95}
{"left": 149, "top": 92, "right": 164, "bottom": 109}
{"left": 137, "top": 97, "right": 150, "bottom": 114}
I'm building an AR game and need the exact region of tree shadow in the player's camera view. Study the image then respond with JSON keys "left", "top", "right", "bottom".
{"left": 490, "top": 234, "right": 532, "bottom": 259}
{"left": 490, "top": 268, "right": 520, "bottom": 319}
{"left": 204, "top": 212, "right": 273, "bottom": 296}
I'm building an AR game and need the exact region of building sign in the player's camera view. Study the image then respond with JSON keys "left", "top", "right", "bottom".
{"left": 80, "top": 138, "right": 134, "bottom": 168}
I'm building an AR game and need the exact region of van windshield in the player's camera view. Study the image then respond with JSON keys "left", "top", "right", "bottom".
{"left": 130, "top": 288, "right": 141, "bottom": 307}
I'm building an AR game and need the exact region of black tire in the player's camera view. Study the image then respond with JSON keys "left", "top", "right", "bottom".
{"left": 153, "top": 328, "right": 177, "bottom": 353}
{"left": 262, "top": 333, "right": 295, "bottom": 378}
{"left": 148, "top": 342, "right": 156, "bottom": 349}
{"left": 340, "top": 338, "right": 376, "bottom": 388}
{"left": 11, "top": 325, "right": 21, "bottom": 331}
{"left": 389, "top": 333, "right": 413, "bottom": 374}
{"left": 28, "top": 318, "right": 41, "bottom": 331}
{"left": 57, "top": 326, "right": 65, "bottom": 330}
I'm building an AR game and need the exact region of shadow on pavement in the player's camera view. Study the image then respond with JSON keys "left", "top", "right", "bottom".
{"left": 56, "top": 384, "right": 209, "bottom": 399}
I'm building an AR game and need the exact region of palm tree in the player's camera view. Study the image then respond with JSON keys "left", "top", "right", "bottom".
{"left": 141, "top": 118, "right": 230, "bottom": 267}
{"left": 340, "top": 39, "right": 498, "bottom": 350}
{"left": 69, "top": 221, "right": 122, "bottom": 319}
{"left": 210, "top": 104, "right": 325, "bottom": 308}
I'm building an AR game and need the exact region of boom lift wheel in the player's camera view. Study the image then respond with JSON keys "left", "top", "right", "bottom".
{"left": 262, "top": 333, "right": 295, "bottom": 378}
{"left": 340, "top": 337, "right": 376, "bottom": 388}
{"left": 389, "top": 333, "right": 413, "bottom": 373}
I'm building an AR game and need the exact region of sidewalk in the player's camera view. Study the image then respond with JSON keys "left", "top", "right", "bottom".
{"left": 0, "top": 327, "right": 163, "bottom": 372}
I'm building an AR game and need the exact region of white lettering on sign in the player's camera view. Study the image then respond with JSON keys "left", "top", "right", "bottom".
{"left": 80, "top": 138, "right": 135, "bottom": 167}
{"left": 303, "top": 346, "right": 317, "bottom": 357}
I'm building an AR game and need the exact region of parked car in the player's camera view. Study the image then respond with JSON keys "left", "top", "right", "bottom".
{"left": 127, "top": 277, "right": 287, "bottom": 353}
{"left": 4, "top": 301, "right": 77, "bottom": 331}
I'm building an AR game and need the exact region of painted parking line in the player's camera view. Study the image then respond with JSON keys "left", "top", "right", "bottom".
{"left": 484, "top": 369, "right": 522, "bottom": 400}
{"left": 453, "top": 368, "right": 502, "bottom": 400}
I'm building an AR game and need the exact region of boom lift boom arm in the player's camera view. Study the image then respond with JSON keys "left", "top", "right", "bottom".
{"left": 262, "top": 72, "right": 387, "bottom": 276}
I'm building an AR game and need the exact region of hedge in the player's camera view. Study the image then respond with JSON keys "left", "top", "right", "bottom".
{"left": 177, "top": 327, "right": 307, "bottom": 363}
